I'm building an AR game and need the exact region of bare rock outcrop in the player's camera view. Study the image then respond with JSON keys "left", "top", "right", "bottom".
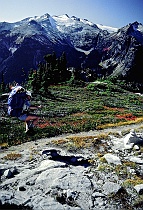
{"left": 0, "top": 128, "right": 143, "bottom": 209}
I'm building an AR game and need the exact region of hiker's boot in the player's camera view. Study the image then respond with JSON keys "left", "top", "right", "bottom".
{"left": 25, "top": 121, "right": 36, "bottom": 135}
{"left": 25, "top": 121, "right": 33, "bottom": 132}
{"left": 25, "top": 122, "right": 29, "bottom": 133}
{"left": 28, "top": 121, "right": 34, "bottom": 130}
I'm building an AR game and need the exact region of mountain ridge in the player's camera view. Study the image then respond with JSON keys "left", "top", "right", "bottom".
{"left": 0, "top": 13, "right": 143, "bottom": 86}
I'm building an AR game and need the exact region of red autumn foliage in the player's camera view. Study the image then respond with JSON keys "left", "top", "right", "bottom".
{"left": 116, "top": 113, "right": 136, "bottom": 121}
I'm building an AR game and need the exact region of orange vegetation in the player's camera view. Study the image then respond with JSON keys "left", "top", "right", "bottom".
{"left": 116, "top": 113, "right": 136, "bottom": 121}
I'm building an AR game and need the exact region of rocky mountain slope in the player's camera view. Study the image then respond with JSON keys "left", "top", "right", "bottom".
{"left": 99, "top": 22, "right": 143, "bottom": 83}
{"left": 0, "top": 13, "right": 143, "bottom": 85}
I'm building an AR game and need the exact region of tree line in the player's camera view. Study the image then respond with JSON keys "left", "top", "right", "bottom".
{"left": 0, "top": 51, "right": 98, "bottom": 94}
{"left": 0, "top": 51, "right": 71, "bottom": 94}
{"left": 27, "top": 51, "right": 72, "bottom": 94}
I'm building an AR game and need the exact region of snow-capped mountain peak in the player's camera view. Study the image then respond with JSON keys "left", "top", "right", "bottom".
{"left": 52, "top": 14, "right": 75, "bottom": 28}
{"left": 52, "top": 14, "right": 98, "bottom": 29}
{"left": 0, "top": 12, "right": 143, "bottom": 85}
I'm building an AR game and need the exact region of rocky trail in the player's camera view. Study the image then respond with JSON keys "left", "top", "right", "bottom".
{"left": 0, "top": 122, "right": 143, "bottom": 210}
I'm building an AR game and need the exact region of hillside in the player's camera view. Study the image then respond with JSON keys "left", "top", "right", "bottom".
{"left": 1, "top": 81, "right": 143, "bottom": 145}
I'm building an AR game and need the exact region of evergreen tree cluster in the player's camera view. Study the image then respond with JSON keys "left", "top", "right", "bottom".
{"left": 27, "top": 52, "right": 71, "bottom": 94}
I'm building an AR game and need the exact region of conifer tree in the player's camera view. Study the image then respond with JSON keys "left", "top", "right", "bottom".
{"left": 31, "top": 70, "right": 38, "bottom": 93}
{"left": 27, "top": 51, "right": 71, "bottom": 94}
{"left": 59, "top": 52, "right": 71, "bottom": 82}
{"left": 51, "top": 52, "right": 57, "bottom": 70}
{"left": 0, "top": 71, "right": 5, "bottom": 92}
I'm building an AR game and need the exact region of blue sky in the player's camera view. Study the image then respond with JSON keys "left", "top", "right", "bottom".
{"left": 0, "top": 0, "right": 143, "bottom": 28}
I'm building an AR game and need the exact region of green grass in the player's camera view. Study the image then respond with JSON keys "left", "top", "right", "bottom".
{"left": 1, "top": 81, "right": 143, "bottom": 146}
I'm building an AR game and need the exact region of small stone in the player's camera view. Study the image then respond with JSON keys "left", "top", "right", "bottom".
{"left": 130, "top": 156, "right": 143, "bottom": 164}
{"left": 102, "top": 182, "right": 121, "bottom": 195}
{"left": 134, "top": 184, "right": 143, "bottom": 195}
{"left": 133, "top": 145, "right": 140, "bottom": 150}
{"left": 104, "top": 153, "right": 121, "bottom": 165}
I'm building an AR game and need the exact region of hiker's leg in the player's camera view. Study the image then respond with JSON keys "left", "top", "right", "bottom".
{"left": 18, "top": 114, "right": 29, "bottom": 132}
{"left": 18, "top": 114, "right": 39, "bottom": 132}
{"left": 25, "top": 115, "right": 39, "bottom": 127}
{"left": 25, "top": 122, "right": 29, "bottom": 132}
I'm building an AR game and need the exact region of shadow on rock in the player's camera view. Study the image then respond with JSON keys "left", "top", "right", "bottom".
{"left": 0, "top": 203, "right": 32, "bottom": 210}
{"left": 42, "top": 149, "right": 90, "bottom": 167}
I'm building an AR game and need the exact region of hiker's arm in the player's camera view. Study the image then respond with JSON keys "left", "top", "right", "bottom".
{"left": 29, "top": 105, "right": 42, "bottom": 110}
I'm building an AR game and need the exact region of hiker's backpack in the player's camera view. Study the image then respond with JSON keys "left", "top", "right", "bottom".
{"left": 7, "top": 86, "right": 27, "bottom": 117}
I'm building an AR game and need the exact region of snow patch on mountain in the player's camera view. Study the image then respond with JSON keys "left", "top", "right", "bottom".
{"left": 9, "top": 47, "right": 17, "bottom": 54}
{"left": 80, "top": 18, "right": 94, "bottom": 26}
{"left": 96, "top": 24, "right": 118, "bottom": 33}
{"left": 75, "top": 47, "right": 94, "bottom": 55}
{"left": 29, "top": 16, "right": 40, "bottom": 22}
{"left": 132, "top": 22, "right": 143, "bottom": 32}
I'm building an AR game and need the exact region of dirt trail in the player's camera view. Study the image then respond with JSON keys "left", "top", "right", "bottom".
{"left": 64, "top": 122, "right": 143, "bottom": 138}
{"left": 1, "top": 122, "right": 143, "bottom": 155}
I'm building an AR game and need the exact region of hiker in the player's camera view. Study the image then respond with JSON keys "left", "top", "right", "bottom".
{"left": 8, "top": 85, "right": 40, "bottom": 133}
{"left": 19, "top": 90, "right": 40, "bottom": 133}
{"left": 7, "top": 84, "right": 25, "bottom": 117}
